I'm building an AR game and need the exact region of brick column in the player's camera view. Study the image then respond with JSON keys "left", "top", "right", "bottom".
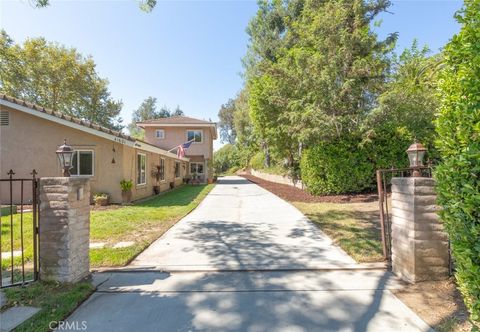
{"left": 391, "top": 177, "right": 449, "bottom": 282}
{"left": 39, "top": 177, "right": 90, "bottom": 283}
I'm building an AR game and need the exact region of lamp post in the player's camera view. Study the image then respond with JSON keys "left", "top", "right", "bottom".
{"left": 406, "top": 141, "right": 427, "bottom": 177}
{"left": 56, "top": 139, "right": 74, "bottom": 177}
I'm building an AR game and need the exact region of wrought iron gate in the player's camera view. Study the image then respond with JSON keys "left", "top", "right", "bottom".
{"left": 0, "top": 170, "right": 39, "bottom": 288}
{"left": 376, "top": 166, "right": 433, "bottom": 267}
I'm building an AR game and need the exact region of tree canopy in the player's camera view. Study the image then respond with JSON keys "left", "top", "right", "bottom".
{"left": 127, "top": 96, "right": 185, "bottom": 139}
{"left": 0, "top": 31, "right": 123, "bottom": 130}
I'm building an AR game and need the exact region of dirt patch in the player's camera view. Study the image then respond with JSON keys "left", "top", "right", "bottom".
{"left": 393, "top": 278, "right": 473, "bottom": 332}
{"left": 240, "top": 173, "right": 377, "bottom": 203}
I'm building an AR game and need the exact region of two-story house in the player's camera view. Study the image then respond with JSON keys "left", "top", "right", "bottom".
{"left": 136, "top": 116, "right": 217, "bottom": 183}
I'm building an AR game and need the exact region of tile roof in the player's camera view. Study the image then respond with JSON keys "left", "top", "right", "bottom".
{"left": 136, "top": 116, "right": 215, "bottom": 125}
{"left": 0, "top": 94, "right": 134, "bottom": 141}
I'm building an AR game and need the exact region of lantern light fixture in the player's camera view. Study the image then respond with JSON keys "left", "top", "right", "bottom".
{"left": 56, "top": 139, "right": 74, "bottom": 177}
{"left": 406, "top": 141, "right": 427, "bottom": 177}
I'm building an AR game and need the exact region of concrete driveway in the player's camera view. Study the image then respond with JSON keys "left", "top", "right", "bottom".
{"left": 65, "top": 176, "right": 433, "bottom": 332}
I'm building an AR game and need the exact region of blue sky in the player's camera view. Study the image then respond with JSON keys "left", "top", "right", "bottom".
{"left": 1, "top": 0, "right": 462, "bottom": 149}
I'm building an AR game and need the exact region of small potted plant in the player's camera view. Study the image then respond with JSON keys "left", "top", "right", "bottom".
{"left": 120, "top": 179, "right": 133, "bottom": 204}
{"left": 93, "top": 192, "right": 110, "bottom": 206}
{"left": 151, "top": 165, "right": 163, "bottom": 195}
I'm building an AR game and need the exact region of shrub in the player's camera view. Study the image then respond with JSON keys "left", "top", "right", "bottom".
{"left": 435, "top": 0, "right": 480, "bottom": 324}
{"left": 213, "top": 144, "right": 240, "bottom": 174}
{"left": 249, "top": 151, "right": 265, "bottom": 170}
{"left": 120, "top": 179, "right": 133, "bottom": 192}
{"left": 300, "top": 135, "right": 374, "bottom": 195}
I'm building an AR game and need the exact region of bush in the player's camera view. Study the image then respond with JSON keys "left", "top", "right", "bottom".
{"left": 435, "top": 1, "right": 480, "bottom": 324}
{"left": 300, "top": 136, "right": 374, "bottom": 195}
{"left": 300, "top": 127, "right": 424, "bottom": 195}
{"left": 249, "top": 151, "right": 265, "bottom": 170}
{"left": 213, "top": 144, "right": 240, "bottom": 174}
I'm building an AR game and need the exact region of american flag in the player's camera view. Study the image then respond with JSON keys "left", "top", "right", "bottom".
{"left": 177, "top": 140, "right": 193, "bottom": 158}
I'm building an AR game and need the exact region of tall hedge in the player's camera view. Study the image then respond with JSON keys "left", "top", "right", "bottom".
{"left": 300, "top": 135, "right": 374, "bottom": 195}
{"left": 300, "top": 128, "right": 415, "bottom": 195}
{"left": 435, "top": 0, "right": 480, "bottom": 324}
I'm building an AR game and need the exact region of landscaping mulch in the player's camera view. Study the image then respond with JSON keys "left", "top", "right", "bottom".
{"left": 240, "top": 174, "right": 378, "bottom": 203}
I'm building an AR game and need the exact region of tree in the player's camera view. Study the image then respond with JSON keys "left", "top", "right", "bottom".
{"left": 246, "top": 0, "right": 396, "bottom": 168}
{"left": 363, "top": 41, "right": 441, "bottom": 162}
{"left": 218, "top": 99, "right": 237, "bottom": 144}
{"left": 0, "top": 31, "right": 123, "bottom": 130}
{"left": 435, "top": 0, "right": 480, "bottom": 325}
{"left": 127, "top": 97, "right": 185, "bottom": 139}
{"left": 29, "top": 0, "right": 157, "bottom": 12}
{"left": 213, "top": 144, "right": 240, "bottom": 174}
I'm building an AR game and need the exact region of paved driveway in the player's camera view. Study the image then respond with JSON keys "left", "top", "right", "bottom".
{"left": 65, "top": 176, "right": 432, "bottom": 332}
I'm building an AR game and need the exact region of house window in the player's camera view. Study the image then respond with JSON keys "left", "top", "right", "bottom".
{"left": 0, "top": 111, "right": 9, "bottom": 126}
{"left": 71, "top": 150, "right": 94, "bottom": 176}
{"left": 155, "top": 129, "right": 165, "bottom": 139}
{"left": 174, "top": 161, "right": 180, "bottom": 178}
{"left": 186, "top": 130, "right": 203, "bottom": 143}
{"left": 159, "top": 158, "right": 165, "bottom": 181}
{"left": 137, "top": 153, "right": 146, "bottom": 185}
{"left": 190, "top": 162, "right": 204, "bottom": 174}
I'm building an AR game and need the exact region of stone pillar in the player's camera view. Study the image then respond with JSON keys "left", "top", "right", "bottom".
{"left": 39, "top": 177, "right": 90, "bottom": 283}
{"left": 391, "top": 177, "right": 449, "bottom": 283}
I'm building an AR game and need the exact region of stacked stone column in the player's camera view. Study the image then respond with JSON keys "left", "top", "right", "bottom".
{"left": 39, "top": 177, "right": 90, "bottom": 283}
{"left": 391, "top": 177, "right": 449, "bottom": 282}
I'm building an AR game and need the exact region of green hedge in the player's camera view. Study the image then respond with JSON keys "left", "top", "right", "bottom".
{"left": 300, "top": 128, "right": 417, "bottom": 195}
{"left": 300, "top": 136, "right": 374, "bottom": 195}
{"left": 435, "top": 0, "right": 480, "bottom": 324}
{"left": 249, "top": 151, "right": 265, "bottom": 170}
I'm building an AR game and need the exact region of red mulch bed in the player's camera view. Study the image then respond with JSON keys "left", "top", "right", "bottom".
{"left": 240, "top": 173, "right": 378, "bottom": 203}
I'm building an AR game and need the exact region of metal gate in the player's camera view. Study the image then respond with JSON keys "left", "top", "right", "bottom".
{"left": 0, "top": 170, "right": 39, "bottom": 288}
{"left": 375, "top": 166, "right": 433, "bottom": 267}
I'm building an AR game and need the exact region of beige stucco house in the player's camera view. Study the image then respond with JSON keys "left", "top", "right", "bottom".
{"left": 0, "top": 94, "right": 189, "bottom": 204}
{"left": 137, "top": 116, "right": 217, "bottom": 183}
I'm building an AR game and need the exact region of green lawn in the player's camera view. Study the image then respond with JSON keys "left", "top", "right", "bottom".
{"left": 1, "top": 184, "right": 214, "bottom": 273}
{"left": 2, "top": 281, "right": 94, "bottom": 332}
{"left": 90, "top": 184, "right": 214, "bottom": 267}
{"left": 292, "top": 200, "right": 384, "bottom": 263}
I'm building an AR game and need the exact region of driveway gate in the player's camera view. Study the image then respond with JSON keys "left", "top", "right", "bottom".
{"left": 0, "top": 169, "right": 39, "bottom": 288}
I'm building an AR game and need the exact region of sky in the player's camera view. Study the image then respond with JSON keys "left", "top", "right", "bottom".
{"left": 1, "top": 0, "right": 462, "bottom": 150}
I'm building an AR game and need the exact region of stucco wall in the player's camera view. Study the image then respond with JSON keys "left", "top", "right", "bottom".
{"left": 144, "top": 126, "right": 213, "bottom": 160}
{"left": 0, "top": 105, "right": 186, "bottom": 204}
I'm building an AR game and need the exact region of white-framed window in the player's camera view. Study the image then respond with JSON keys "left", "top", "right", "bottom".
{"left": 159, "top": 158, "right": 165, "bottom": 181}
{"left": 190, "top": 162, "right": 204, "bottom": 174}
{"left": 186, "top": 130, "right": 203, "bottom": 143}
{"left": 155, "top": 129, "right": 165, "bottom": 139}
{"left": 71, "top": 150, "right": 94, "bottom": 176}
{"left": 174, "top": 161, "right": 180, "bottom": 178}
{"left": 137, "top": 153, "right": 146, "bottom": 185}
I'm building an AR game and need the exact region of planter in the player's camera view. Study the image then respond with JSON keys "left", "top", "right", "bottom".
{"left": 121, "top": 190, "right": 132, "bottom": 204}
{"left": 153, "top": 186, "right": 160, "bottom": 195}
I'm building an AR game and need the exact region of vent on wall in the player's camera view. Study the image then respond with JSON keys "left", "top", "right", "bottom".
{"left": 0, "top": 111, "right": 9, "bottom": 126}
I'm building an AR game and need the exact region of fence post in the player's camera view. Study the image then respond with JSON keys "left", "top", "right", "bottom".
{"left": 391, "top": 177, "right": 449, "bottom": 282}
{"left": 38, "top": 177, "right": 90, "bottom": 283}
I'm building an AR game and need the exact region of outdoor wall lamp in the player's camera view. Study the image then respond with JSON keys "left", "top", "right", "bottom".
{"left": 406, "top": 141, "right": 427, "bottom": 177}
{"left": 56, "top": 139, "right": 74, "bottom": 177}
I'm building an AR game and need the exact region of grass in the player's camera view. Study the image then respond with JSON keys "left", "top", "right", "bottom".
{"left": 292, "top": 200, "right": 384, "bottom": 263}
{"left": 1, "top": 281, "right": 94, "bottom": 332}
{"left": 1, "top": 184, "right": 214, "bottom": 331}
{"left": 89, "top": 184, "right": 214, "bottom": 267}
{"left": 1, "top": 184, "right": 214, "bottom": 271}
